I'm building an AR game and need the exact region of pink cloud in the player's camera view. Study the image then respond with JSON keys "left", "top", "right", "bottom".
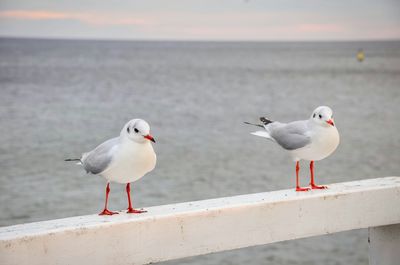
{"left": 297, "top": 23, "right": 342, "bottom": 33}
{"left": 0, "top": 10, "right": 69, "bottom": 20}
{"left": 0, "top": 10, "right": 150, "bottom": 26}
{"left": 1, "top": 9, "right": 396, "bottom": 40}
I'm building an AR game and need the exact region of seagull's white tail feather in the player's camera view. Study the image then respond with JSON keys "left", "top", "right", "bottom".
{"left": 251, "top": 130, "right": 273, "bottom": 140}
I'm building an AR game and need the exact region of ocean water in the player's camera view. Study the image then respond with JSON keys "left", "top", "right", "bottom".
{"left": 0, "top": 38, "right": 399, "bottom": 265}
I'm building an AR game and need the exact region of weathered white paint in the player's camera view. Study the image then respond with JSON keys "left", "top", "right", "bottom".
{"left": 369, "top": 224, "right": 400, "bottom": 265}
{"left": 1, "top": 176, "right": 400, "bottom": 265}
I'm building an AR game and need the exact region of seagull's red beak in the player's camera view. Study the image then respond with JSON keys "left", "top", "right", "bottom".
{"left": 144, "top": 134, "right": 156, "bottom": 143}
{"left": 326, "top": 119, "right": 334, "bottom": 126}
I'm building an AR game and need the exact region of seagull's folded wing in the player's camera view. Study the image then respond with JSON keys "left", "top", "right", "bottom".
{"left": 271, "top": 121, "right": 311, "bottom": 150}
{"left": 82, "top": 137, "right": 119, "bottom": 174}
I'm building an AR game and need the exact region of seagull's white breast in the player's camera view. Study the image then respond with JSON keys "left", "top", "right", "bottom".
{"left": 100, "top": 141, "right": 156, "bottom": 184}
{"left": 290, "top": 125, "right": 339, "bottom": 161}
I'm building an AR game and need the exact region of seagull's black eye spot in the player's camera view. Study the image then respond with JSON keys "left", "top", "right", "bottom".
{"left": 313, "top": 113, "right": 316, "bottom": 118}
{"left": 134, "top": 128, "right": 139, "bottom": 133}
{"left": 127, "top": 127, "right": 130, "bottom": 133}
{"left": 319, "top": 114, "right": 322, "bottom": 119}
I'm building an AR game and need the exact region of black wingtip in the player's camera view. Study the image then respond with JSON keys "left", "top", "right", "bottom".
{"left": 64, "top": 158, "right": 81, "bottom": 162}
{"left": 260, "top": 117, "right": 273, "bottom": 125}
{"left": 244, "top": 121, "right": 264, "bottom": 128}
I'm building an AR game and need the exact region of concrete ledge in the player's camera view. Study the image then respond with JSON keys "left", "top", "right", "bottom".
{"left": 1, "top": 177, "right": 400, "bottom": 265}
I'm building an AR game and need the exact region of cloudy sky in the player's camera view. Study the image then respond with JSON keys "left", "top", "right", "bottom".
{"left": 0, "top": 0, "right": 399, "bottom": 41}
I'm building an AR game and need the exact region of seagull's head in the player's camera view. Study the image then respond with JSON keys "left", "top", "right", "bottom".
{"left": 310, "top": 106, "right": 335, "bottom": 127}
{"left": 122, "top": 119, "right": 155, "bottom": 144}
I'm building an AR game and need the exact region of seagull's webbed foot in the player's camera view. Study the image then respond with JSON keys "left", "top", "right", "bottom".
{"left": 296, "top": 186, "right": 310, "bottom": 192}
{"left": 127, "top": 208, "right": 147, "bottom": 214}
{"left": 309, "top": 161, "right": 328, "bottom": 190}
{"left": 311, "top": 184, "right": 328, "bottom": 189}
{"left": 99, "top": 209, "right": 119, "bottom": 215}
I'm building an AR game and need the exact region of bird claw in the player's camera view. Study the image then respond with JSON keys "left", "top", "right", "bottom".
{"left": 99, "top": 209, "right": 119, "bottom": 215}
{"left": 311, "top": 184, "right": 328, "bottom": 189}
{"left": 296, "top": 187, "right": 310, "bottom": 192}
{"left": 127, "top": 208, "right": 147, "bottom": 214}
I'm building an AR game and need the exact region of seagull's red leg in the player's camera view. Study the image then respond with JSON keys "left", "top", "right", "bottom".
{"left": 296, "top": 161, "right": 310, "bottom": 192}
{"left": 126, "top": 183, "right": 147, "bottom": 214}
{"left": 310, "top": 161, "right": 327, "bottom": 189}
{"left": 99, "top": 182, "right": 119, "bottom": 215}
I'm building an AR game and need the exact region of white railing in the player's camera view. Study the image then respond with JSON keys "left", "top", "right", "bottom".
{"left": 1, "top": 177, "right": 400, "bottom": 265}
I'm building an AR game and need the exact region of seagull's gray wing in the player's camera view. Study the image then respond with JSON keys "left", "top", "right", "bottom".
{"left": 269, "top": 120, "right": 311, "bottom": 150}
{"left": 81, "top": 137, "right": 120, "bottom": 174}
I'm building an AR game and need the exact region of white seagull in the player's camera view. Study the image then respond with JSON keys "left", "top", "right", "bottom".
{"left": 245, "top": 106, "right": 339, "bottom": 191}
{"left": 66, "top": 119, "right": 156, "bottom": 215}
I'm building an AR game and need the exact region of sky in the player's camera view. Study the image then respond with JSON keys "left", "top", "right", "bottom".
{"left": 0, "top": 0, "right": 399, "bottom": 41}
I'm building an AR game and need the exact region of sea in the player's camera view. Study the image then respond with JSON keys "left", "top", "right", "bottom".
{"left": 0, "top": 38, "right": 399, "bottom": 265}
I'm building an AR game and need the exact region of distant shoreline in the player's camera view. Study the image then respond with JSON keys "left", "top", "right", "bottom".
{"left": 1, "top": 36, "right": 399, "bottom": 44}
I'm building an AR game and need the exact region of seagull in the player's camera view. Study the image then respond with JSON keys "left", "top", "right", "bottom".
{"left": 66, "top": 119, "right": 156, "bottom": 215}
{"left": 245, "top": 106, "right": 339, "bottom": 191}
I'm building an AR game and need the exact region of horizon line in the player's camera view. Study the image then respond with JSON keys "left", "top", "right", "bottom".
{"left": 1, "top": 35, "right": 400, "bottom": 43}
